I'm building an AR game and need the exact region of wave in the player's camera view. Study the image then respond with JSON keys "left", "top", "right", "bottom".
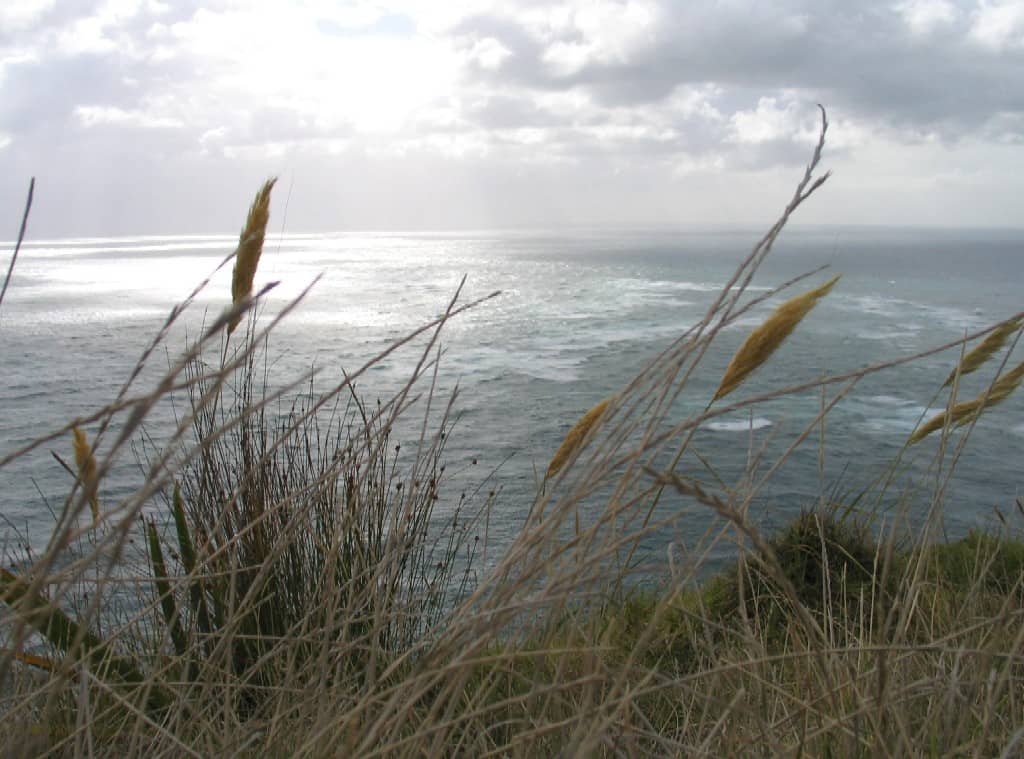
{"left": 855, "top": 329, "right": 921, "bottom": 341}
{"left": 836, "top": 294, "right": 987, "bottom": 334}
{"left": 614, "top": 278, "right": 772, "bottom": 295}
{"left": 444, "top": 345, "right": 588, "bottom": 383}
{"left": 849, "top": 396, "right": 931, "bottom": 435}
{"left": 706, "top": 417, "right": 773, "bottom": 432}
{"left": 8, "top": 241, "right": 240, "bottom": 257}
{"left": 1, "top": 234, "right": 235, "bottom": 248}
{"left": 866, "top": 394, "right": 917, "bottom": 407}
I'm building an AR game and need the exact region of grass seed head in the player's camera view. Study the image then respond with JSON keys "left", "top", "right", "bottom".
{"left": 229, "top": 177, "right": 277, "bottom": 335}
{"left": 943, "top": 316, "right": 1023, "bottom": 387}
{"left": 714, "top": 275, "right": 841, "bottom": 401}
{"left": 71, "top": 426, "right": 99, "bottom": 522}
{"left": 547, "top": 396, "right": 615, "bottom": 479}
{"left": 911, "top": 360, "right": 1024, "bottom": 444}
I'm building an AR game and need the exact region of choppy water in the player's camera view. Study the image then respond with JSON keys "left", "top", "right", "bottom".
{"left": 1, "top": 227, "right": 1022, "bottom": 569}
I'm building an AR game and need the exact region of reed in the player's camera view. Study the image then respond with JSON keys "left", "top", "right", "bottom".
{"left": 943, "top": 316, "right": 1022, "bottom": 387}
{"left": 546, "top": 395, "right": 614, "bottom": 479}
{"left": 713, "top": 275, "right": 841, "bottom": 401}
{"left": 228, "top": 177, "right": 277, "bottom": 335}
{"left": 71, "top": 425, "right": 99, "bottom": 522}
{"left": 911, "top": 359, "right": 1024, "bottom": 443}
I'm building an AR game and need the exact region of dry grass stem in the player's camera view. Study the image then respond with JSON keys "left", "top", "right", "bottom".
{"left": 0, "top": 176, "right": 34, "bottom": 313}
{"left": 546, "top": 396, "right": 615, "bottom": 479}
{"left": 714, "top": 275, "right": 841, "bottom": 401}
{"left": 229, "top": 177, "right": 277, "bottom": 335}
{"left": 943, "top": 316, "right": 1023, "bottom": 387}
{"left": 911, "top": 359, "right": 1024, "bottom": 443}
{"left": 71, "top": 425, "right": 99, "bottom": 522}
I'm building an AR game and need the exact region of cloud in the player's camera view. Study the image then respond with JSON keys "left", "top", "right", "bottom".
{"left": 970, "top": 0, "right": 1024, "bottom": 49}
{"left": 0, "top": 0, "right": 57, "bottom": 33}
{"left": 897, "top": 0, "right": 959, "bottom": 35}
{"left": 451, "top": 1, "right": 1023, "bottom": 139}
{"left": 1, "top": 0, "right": 1022, "bottom": 233}
{"left": 75, "top": 103, "right": 182, "bottom": 128}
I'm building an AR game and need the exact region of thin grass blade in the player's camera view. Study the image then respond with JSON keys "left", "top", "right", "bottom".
{"left": 172, "top": 484, "right": 212, "bottom": 637}
{"left": 147, "top": 520, "right": 187, "bottom": 657}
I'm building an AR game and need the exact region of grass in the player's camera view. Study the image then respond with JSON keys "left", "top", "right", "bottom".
{"left": 2, "top": 107, "right": 1024, "bottom": 756}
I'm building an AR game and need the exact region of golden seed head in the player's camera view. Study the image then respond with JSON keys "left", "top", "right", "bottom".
{"left": 714, "top": 275, "right": 841, "bottom": 402}
{"left": 72, "top": 426, "right": 99, "bottom": 522}
{"left": 229, "top": 177, "right": 277, "bottom": 335}
{"left": 546, "top": 396, "right": 615, "bottom": 479}
{"left": 943, "top": 317, "right": 1023, "bottom": 387}
{"left": 911, "top": 359, "right": 1024, "bottom": 444}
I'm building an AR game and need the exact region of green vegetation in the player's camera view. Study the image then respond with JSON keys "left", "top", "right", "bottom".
{"left": 2, "top": 110, "right": 1024, "bottom": 756}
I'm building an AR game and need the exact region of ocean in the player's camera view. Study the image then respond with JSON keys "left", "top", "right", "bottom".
{"left": 1, "top": 226, "right": 1022, "bottom": 572}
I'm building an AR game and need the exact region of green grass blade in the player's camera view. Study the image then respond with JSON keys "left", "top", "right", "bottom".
{"left": 0, "top": 568, "right": 169, "bottom": 711}
{"left": 172, "top": 484, "right": 212, "bottom": 637}
{"left": 147, "top": 520, "right": 188, "bottom": 657}
{"left": 0, "top": 567, "right": 106, "bottom": 654}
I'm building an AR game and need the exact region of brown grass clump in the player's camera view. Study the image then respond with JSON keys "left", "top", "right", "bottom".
{"left": 910, "top": 360, "right": 1024, "bottom": 443}
{"left": 713, "top": 275, "right": 841, "bottom": 401}
{"left": 943, "top": 316, "right": 1022, "bottom": 387}
{"left": 71, "top": 426, "right": 99, "bottom": 522}
{"left": 546, "top": 396, "right": 614, "bottom": 479}
{"left": 229, "top": 177, "right": 277, "bottom": 335}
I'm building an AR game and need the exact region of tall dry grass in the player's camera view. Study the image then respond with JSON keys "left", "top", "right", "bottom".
{"left": 2, "top": 106, "right": 1024, "bottom": 757}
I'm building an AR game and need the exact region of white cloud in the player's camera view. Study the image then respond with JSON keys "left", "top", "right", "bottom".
{"left": 0, "top": 0, "right": 55, "bottom": 32}
{"left": 970, "top": 0, "right": 1024, "bottom": 49}
{"left": 538, "top": 0, "right": 659, "bottom": 75}
{"left": 896, "top": 0, "right": 958, "bottom": 36}
{"left": 0, "top": 52, "right": 39, "bottom": 87}
{"left": 671, "top": 152, "right": 725, "bottom": 176}
{"left": 665, "top": 85, "right": 724, "bottom": 122}
{"left": 75, "top": 104, "right": 183, "bottom": 129}
{"left": 566, "top": 0, "right": 659, "bottom": 61}
{"left": 729, "top": 97, "right": 805, "bottom": 145}
{"left": 467, "top": 36, "right": 512, "bottom": 70}
{"left": 542, "top": 40, "right": 592, "bottom": 76}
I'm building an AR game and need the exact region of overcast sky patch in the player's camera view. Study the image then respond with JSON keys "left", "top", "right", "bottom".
{"left": 1, "top": 0, "right": 1022, "bottom": 234}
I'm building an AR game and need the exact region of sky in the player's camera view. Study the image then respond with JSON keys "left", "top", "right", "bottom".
{"left": 1, "top": 0, "right": 1023, "bottom": 236}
